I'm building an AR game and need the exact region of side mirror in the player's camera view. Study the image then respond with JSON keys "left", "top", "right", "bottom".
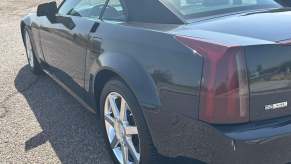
{"left": 37, "top": 1, "right": 58, "bottom": 22}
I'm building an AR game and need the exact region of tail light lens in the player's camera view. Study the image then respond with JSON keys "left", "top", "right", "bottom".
{"left": 176, "top": 36, "right": 249, "bottom": 124}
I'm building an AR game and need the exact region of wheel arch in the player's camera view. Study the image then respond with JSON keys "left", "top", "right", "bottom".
{"left": 92, "top": 53, "right": 161, "bottom": 114}
{"left": 93, "top": 69, "right": 120, "bottom": 111}
{"left": 20, "top": 15, "right": 32, "bottom": 45}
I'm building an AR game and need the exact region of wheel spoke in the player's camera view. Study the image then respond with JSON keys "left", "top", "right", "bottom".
{"left": 104, "top": 92, "right": 140, "bottom": 164}
{"left": 121, "top": 144, "right": 129, "bottom": 164}
{"left": 108, "top": 95, "right": 120, "bottom": 119}
{"left": 125, "top": 126, "right": 138, "bottom": 136}
{"left": 111, "top": 136, "right": 119, "bottom": 149}
{"left": 120, "top": 98, "right": 127, "bottom": 121}
{"left": 104, "top": 114, "right": 115, "bottom": 127}
{"left": 125, "top": 138, "right": 140, "bottom": 163}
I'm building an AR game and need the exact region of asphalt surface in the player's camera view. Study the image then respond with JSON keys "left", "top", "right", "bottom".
{"left": 0, "top": 1, "right": 113, "bottom": 163}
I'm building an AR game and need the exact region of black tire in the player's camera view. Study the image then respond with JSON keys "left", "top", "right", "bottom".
{"left": 24, "top": 29, "right": 43, "bottom": 75}
{"left": 100, "top": 78, "right": 161, "bottom": 164}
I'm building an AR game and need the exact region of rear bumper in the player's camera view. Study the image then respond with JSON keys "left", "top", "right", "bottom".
{"left": 216, "top": 117, "right": 291, "bottom": 164}
{"left": 144, "top": 109, "right": 291, "bottom": 164}
{"left": 228, "top": 135, "right": 291, "bottom": 164}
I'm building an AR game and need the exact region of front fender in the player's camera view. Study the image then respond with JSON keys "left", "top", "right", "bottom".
{"left": 20, "top": 14, "right": 33, "bottom": 42}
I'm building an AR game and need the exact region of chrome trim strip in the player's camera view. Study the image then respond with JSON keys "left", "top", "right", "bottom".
{"left": 43, "top": 69, "right": 96, "bottom": 114}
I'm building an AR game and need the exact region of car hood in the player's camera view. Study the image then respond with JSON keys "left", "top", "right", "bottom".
{"left": 173, "top": 8, "right": 291, "bottom": 46}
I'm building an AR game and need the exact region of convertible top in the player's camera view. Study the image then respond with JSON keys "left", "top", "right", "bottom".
{"left": 58, "top": 0, "right": 183, "bottom": 23}
{"left": 122, "top": 0, "right": 184, "bottom": 24}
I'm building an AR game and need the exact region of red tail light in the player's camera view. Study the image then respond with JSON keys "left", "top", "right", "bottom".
{"left": 176, "top": 36, "right": 249, "bottom": 124}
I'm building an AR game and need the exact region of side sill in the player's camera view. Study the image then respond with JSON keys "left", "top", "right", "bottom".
{"left": 43, "top": 69, "right": 96, "bottom": 114}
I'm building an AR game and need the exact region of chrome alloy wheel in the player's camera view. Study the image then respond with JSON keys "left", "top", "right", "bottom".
{"left": 25, "top": 31, "right": 34, "bottom": 68}
{"left": 104, "top": 92, "right": 140, "bottom": 164}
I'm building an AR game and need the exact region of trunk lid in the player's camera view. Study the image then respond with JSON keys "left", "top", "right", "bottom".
{"left": 246, "top": 44, "right": 291, "bottom": 121}
{"left": 188, "top": 8, "right": 291, "bottom": 43}
{"left": 173, "top": 8, "right": 291, "bottom": 123}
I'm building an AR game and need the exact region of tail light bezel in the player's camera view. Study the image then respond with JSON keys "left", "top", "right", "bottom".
{"left": 176, "top": 35, "right": 250, "bottom": 124}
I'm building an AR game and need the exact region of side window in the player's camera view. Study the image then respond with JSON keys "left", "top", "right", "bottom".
{"left": 58, "top": 0, "right": 79, "bottom": 16}
{"left": 58, "top": 0, "right": 107, "bottom": 20}
{"left": 102, "top": 0, "right": 127, "bottom": 21}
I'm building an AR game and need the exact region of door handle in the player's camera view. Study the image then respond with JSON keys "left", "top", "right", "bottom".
{"left": 92, "top": 35, "right": 102, "bottom": 39}
{"left": 89, "top": 34, "right": 103, "bottom": 54}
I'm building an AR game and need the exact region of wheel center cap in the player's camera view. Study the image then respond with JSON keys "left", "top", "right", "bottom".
{"left": 114, "top": 121, "right": 125, "bottom": 141}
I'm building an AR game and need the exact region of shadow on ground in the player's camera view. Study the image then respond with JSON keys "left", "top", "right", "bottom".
{"left": 15, "top": 65, "right": 205, "bottom": 164}
{"left": 15, "top": 65, "right": 113, "bottom": 164}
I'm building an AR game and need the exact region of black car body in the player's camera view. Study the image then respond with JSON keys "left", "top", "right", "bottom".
{"left": 21, "top": 0, "right": 291, "bottom": 163}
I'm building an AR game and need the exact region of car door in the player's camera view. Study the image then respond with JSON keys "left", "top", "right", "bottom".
{"left": 39, "top": 0, "right": 107, "bottom": 99}
{"left": 84, "top": 0, "right": 128, "bottom": 106}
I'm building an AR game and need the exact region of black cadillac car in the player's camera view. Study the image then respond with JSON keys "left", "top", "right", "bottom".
{"left": 21, "top": 0, "right": 291, "bottom": 163}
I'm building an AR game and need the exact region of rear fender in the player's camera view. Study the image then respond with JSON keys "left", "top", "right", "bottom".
{"left": 91, "top": 52, "right": 161, "bottom": 110}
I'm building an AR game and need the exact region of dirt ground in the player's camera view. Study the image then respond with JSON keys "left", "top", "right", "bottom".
{"left": 0, "top": 1, "right": 113, "bottom": 163}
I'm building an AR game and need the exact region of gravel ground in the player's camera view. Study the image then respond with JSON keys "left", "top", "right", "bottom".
{"left": 0, "top": 1, "right": 113, "bottom": 163}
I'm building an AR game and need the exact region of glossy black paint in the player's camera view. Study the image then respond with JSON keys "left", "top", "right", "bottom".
{"left": 185, "top": 8, "right": 291, "bottom": 42}
{"left": 20, "top": 2, "right": 291, "bottom": 163}
{"left": 40, "top": 16, "right": 95, "bottom": 98}
{"left": 246, "top": 45, "right": 291, "bottom": 121}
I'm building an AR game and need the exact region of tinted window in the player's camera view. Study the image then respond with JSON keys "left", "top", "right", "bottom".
{"left": 102, "top": 0, "right": 127, "bottom": 21}
{"left": 58, "top": 0, "right": 78, "bottom": 15}
{"left": 161, "top": 0, "right": 283, "bottom": 19}
{"left": 58, "top": 0, "right": 106, "bottom": 19}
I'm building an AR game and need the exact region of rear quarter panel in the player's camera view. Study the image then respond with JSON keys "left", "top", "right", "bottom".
{"left": 86, "top": 22, "right": 204, "bottom": 157}
{"left": 88, "top": 22, "right": 203, "bottom": 116}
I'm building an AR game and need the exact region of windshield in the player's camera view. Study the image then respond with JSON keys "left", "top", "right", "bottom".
{"left": 160, "top": 0, "right": 285, "bottom": 19}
